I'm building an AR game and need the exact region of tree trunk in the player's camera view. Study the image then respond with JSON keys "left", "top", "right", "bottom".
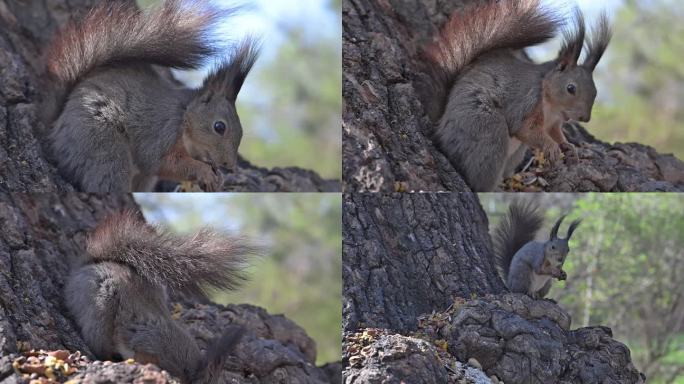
{"left": 342, "top": 192, "right": 505, "bottom": 334}
{"left": 0, "top": 0, "right": 338, "bottom": 192}
{"left": 342, "top": 0, "right": 684, "bottom": 192}
{"left": 342, "top": 192, "right": 646, "bottom": 384}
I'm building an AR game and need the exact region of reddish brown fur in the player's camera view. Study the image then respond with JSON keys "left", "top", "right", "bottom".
{"left": 157, "top": 135, "right": 222, "bottom": 191}
{"left": 514, "top": 101, "right": 556, "bottom": 158}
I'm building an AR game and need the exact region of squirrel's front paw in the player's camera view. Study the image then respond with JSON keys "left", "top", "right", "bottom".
{"left": 543, "top": 144, "right": 562, "bottom": 165}
{"left": 557, "top": 270, "right": 567, "bottom": 281}
{"left": 193, "top": 164, "right": 224, "bottom": 192}
{"left": 559, "top": 142, "right": 579, "bottom": 163}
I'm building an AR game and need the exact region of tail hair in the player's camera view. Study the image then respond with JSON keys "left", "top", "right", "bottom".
{"left": 47, "top": 0, "right": 229, "bottom": 85}
{"left": 193, "top": 326, "right": 244, "bottom": 384}
{"left": 422, "top": 0, "right": 560, "bottom": 122}
{"left": 42, "top": 0, "right": 233, "bottom": 124}
{"left": 492, "top": 201, "right": 544, "bottom": 282}
{"left": 86, "top": 211, "right": 256, "bottom": 300}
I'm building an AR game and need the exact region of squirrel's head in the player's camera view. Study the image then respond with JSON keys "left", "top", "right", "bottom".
{"left": 544, "top": 9, "right": 611, "bottom": 123}
{"left": 544, "top": 214, "right": 582, "bottom": 268}
{"left": 182, "top": 39, "right": 260, "bottom": 172}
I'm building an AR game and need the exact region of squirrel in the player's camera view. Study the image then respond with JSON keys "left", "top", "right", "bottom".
{"left": 64, "top": 211, "right": 256, "bottom": 383}
{"left": 43, "top": 0, "right": 260, "bottom": 193}
{"left": 492, "top": 202, "right": 581, "bottom": 299}
{"left": 423, "top": 0, "right": 612, "bottom": 191}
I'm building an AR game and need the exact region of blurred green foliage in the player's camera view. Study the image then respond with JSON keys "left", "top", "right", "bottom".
{"left": 588, "top": 0, "right": 684, "bottom": 158}
{"left": 135, "top": 194, "right": 341, "bottom": 365}
{"left": 238, "top": 17, "right": 342, "bottom": 180}
{"left": 481, "top": 194, "right": 684, "bottom": 383}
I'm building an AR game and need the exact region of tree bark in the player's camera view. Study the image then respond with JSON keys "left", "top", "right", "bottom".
{"left": 342, "top": 192, "right": 646, "bottom": 384}
{"left": 0, "top": 0, "right": 338, "bottom": 193}
{"left": 342, "top": 0, "right": 684, "bottom": 192}
{"left": 342, "top": 193, "right": 505, "bottom": 334}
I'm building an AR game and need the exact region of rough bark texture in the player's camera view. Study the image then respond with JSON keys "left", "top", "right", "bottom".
{"left": 342, "top": 0, "right": 684, "bottom": 192}
{"left": 0, "top": 0, "right": 338, "bottom": 193}
{"left": 221, "top": 158, "right": 341, "bottom": 192}
{"left": 344, "top": 295, "right": 645, "bottom": 384}
{"left": 342, "top": 193, "right": 506, "bottom": 334}
{"left": 0, "top": 193, "right": 338, "bottom": 383}
{"left": 342, "top": 193, "right": 645, "bottom": 384}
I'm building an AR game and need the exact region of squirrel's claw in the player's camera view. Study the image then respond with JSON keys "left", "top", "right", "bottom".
{"left": 194, "top": 164, "right": 224, "bottom": 192}
{"left": 543, "top": 144, "right": 563, "bottom": 166}
{"left": 560, "top": 141, "right": 579, "bottom": 164}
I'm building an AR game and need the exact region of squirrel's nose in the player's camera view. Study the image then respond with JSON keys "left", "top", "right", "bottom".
{"left": 579, "top": 110, "right": 592, "bottom": 122}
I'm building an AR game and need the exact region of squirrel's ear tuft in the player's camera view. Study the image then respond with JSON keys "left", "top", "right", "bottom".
{"left": 550, "top": 214, "right": 566, "bottom": 240}
{"left": 566, "top": 218, "right": 582, "bottom": 240}
{"left": 201, "top": 38, "right": 261, "bottom": 102}
{"left": 557, "top": 7, "right": 585, "bottom": 69}
{"left": 583, "top": 12, "right": 612, "bottom": 70}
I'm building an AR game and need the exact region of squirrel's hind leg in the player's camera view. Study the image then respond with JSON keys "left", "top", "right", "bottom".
{"left": 64, "top": 263, "right": 128, "bottom": 359}
{"left": 506, "top": 262, "right": 533, "bottom": 295}
{"left": 132, "top": 174, "right": 158, "bottom": 192}
{"left": 502, "top": 141, "right": 528, "bottom": 180}
{"left": 434, "top": 107, "right": 509, "bottom": 191}
{"left": 51, "top": 94, "right": 135, "bottom": 193}
{"left": 537, "top": 279, "right": 553, "bottom": 298}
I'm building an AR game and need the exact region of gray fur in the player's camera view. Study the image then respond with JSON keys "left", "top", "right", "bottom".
{"left": 427, "top": 0, "right": 612, "bottom": 191}
{"left": 493, "top": 201, "right": 544, "bottom": 281}
{"left": 65, "top": 212, "right": 254, "bottom": 383}
{"left": 45, "top": 1, "right": 259, "bottom": 192}
{"left": 493, "top": 202, "right": 581, "bottom": 299}
{"left": 51, "top": 65, "right": 188, "bottom": 193}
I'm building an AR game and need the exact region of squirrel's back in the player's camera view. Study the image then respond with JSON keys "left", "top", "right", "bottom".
{"left": 492, "top": 202, "right": 544, "bottom": 282}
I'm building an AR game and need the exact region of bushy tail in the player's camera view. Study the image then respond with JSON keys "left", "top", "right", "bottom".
{"left": 422, "top": 0, "right": 560, "bottom": 121}
{"left": 86, "top": 211, "right": 255, "bottom": 299}
{"left": 43, "top": 0, "right": 230, "bottom": 124}
{"left": 194, "top": 326, "right": 245, "bottom": 384}
{"left": 492, "top": 201, "right": 544, "bottom": 282}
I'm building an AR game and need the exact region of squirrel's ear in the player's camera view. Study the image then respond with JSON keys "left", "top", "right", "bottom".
{"left": 557, "top": 8, "right": 585, "bottom": 69}
{"left": 202, "top": 38, "right": 261, "bottom": 103}
{"left": 583, "top": 12, "right": 612, "bottom": 70}
{"left": 199, "top": 89, "right": 214, "bottom": 104}
{"left": 566, "top": 218, "right": 582, "bottom": 240}
{"left": 550, "top": 214, "right": 566, "bottom": 240}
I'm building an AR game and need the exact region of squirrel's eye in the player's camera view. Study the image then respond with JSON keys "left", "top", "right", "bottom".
{"left": 213, "top": 121, "right": 226, "bottom": 135}
{"left": 551, "top": 245, "right": 556, "bottom": 250}
{"left": 566, "top": 84, "right": 576, "bottom": 95}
